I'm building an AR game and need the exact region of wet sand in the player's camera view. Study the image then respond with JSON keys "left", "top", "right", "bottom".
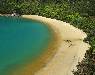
{"left": 21, "top": 15, "right": 90, "bottom": 75}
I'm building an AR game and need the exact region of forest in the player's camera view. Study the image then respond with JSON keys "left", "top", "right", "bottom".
{"left": 0, "top": 0, "right": 95, "bottom": 74}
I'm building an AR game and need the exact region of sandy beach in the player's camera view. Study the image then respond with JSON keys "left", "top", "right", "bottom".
{"left": 21, "top": 15, "right": 90, "bottom": 75}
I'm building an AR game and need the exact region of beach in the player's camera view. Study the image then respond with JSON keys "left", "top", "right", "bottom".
{"left": 21, "top": 15, "right": 90, "bottom": 75}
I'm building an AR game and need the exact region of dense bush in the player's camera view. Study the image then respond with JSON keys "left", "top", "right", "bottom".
{"left": 71, "top": 0, "right": 95, "bottom": 16}
{"left": 0, "top": 0, "right": 95, "bottom": 75}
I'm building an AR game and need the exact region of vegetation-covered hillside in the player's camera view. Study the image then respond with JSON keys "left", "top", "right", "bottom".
{"left": 0, "top": 0, "right": 95, "bottom": 74}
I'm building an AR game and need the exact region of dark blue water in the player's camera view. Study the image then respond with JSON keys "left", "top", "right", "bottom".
{"left": 0, "top": 16, "right": 53, "bottom": 74}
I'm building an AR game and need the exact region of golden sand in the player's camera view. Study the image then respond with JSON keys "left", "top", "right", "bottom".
{"left": 7, "top": 15, "right": 90, "bottom": 75}
{"left": 22, "top": 15, "right": 90, "bottom": 75}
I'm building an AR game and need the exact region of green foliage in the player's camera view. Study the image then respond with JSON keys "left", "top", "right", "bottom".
{"left": 64, "top": 13, "right": 83, "bottom": 24}
{"left": 71, "top": 0, "right": 95, "bottom": 16}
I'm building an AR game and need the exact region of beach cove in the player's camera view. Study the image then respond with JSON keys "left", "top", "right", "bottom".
{"left": 0, "top": 15, "right": 90, "bottom": 75}
{"left": 22, "top": 15, "right": 90, "bottom": 75}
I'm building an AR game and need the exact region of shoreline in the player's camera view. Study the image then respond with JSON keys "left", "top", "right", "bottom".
{"left": 22, "top": 15, "right": 90, "bottom": 75}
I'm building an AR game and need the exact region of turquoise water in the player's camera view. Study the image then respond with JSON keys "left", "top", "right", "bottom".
{"left": 0, "top": 16, "right": 53, "bottom": 74}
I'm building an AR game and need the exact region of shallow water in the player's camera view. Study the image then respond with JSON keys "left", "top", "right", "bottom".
{"left": 0, "top": 16, "right": 53, "bottom": 75}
